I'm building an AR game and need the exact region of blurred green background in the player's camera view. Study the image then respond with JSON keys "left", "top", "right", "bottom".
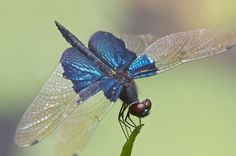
{"left": 1, "top": 0, "right": 236, "bottom": 156}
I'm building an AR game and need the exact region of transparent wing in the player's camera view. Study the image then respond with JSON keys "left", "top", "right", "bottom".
{"left": 113, "top": 33, "right": 157, "bottom": 55}
{"left": 15, "top": 47, "right": 121, "bottom": 148}
{"left": 55, "top": 91, "right": 113, "bottom": 156}
{"left": 142, "top": 29, "right": 236, "bottom": 73}
{"left": 14, "top": 64, "right": 111, "bottom": 147}
{"left": 15, "top": 64, "right": 79, "bottom": 147}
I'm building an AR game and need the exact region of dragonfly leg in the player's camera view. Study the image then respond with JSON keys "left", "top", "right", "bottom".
{"left": 139, "top": 117, "right": 142, "bottom": 125}
{"left": 119, "top": 106, "right": 130, "bottom": 139}
{"left": 118, "top": 103, "right": 132, "bottom": 139}
{"left": 125, "top": 111, "right": 137, "bottom": 128}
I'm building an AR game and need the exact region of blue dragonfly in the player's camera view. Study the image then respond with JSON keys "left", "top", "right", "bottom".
{"left": 15, "top": 21, "right": 236, "bottom": 156}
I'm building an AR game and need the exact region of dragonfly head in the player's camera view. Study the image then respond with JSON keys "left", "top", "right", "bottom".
{"left": 129, "top": 98, "right": 152, "bottom": 118}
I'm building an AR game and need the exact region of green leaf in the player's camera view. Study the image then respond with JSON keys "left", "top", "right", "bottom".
{"left": 120, "top": 124, "right": 144, "bottom": 156}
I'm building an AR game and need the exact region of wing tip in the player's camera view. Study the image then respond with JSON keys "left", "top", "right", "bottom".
{"left": 14, "top": 129, "right": 40, "bottom": 147}
{"left": 14, "top": 138, "right": 31, "bottom": 147}
{"left": 14, "top": 139, "right": 39, "bottom": 147}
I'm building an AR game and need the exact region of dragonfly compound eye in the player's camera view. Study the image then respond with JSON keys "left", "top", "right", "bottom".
{"left": 142, "top": 98, "right": 152, "bottom": 110}
{"left": 129, "top": 101, "right": 151, "bottom": 118}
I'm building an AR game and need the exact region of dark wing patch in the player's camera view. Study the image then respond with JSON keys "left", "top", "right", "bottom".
{"left": 60, "top": 47, "right": 122, "bottom": 102}
{"left": 99, "top": 78, "right": 123, "bottom": 102}
{"left": 60, "top": 48, "right": 106, "bottom": 96}
{"left": 128, "top": 54, "right": 158, "bottom": 79}
{"left": 88, "top": 31, "right": 137, "bottom": 71}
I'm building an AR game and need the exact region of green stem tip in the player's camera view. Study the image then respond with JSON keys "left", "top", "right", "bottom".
{"left": 120, "top": 124, "right": 144, "bottom": 156}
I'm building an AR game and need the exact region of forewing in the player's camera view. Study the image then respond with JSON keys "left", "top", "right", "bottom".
{"left": 55, "top": 91, "right": 113, "bottom": 156}
{"left": 128, "top": 29, "right": 236, "bottom": 79}
{"left": 143, "top": 29, "right": 236, "bottom": 73}
{"left": 15, "top": 64, "right": 79, "bottom": 146}
{"left": 113, "top": 33, "right": 157, "bottom": 55}
{"left": 88, "top": 31, "right": 137, "bottom": 70}
{"left": 15, "top": 47, "right": 122, "bottom": 147}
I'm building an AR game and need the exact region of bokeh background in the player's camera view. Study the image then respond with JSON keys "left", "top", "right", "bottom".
{"left": 1, "top": 0, "right": 236, "bottom": 156}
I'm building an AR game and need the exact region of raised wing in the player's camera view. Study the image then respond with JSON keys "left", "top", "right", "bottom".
{"left": 88, "top": 31, "right": 137, "bottom": 71}
{"left": 113, "top": 33, "right": 157, "bottom": 55}
{"left": 128, "top": 29, "right": 236, "bottom": 79}
{"left": 55, "top": 91, "right": 113, "bottom": 156}
{"left": 15, "top": 48, "right": 122, "bottom": 147}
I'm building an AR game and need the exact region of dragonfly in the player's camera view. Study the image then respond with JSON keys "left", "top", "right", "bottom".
{"left": 15, "top": 21, "right": 236, "bottom": 156}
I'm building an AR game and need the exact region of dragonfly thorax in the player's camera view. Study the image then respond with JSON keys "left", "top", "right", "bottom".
{"left": 118, "top": 73, "right": 138, "bottom": 105}
{"left": 114, "top": 70, "right": 131, "bottom": 87}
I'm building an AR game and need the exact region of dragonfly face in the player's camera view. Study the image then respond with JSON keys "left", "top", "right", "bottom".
{"left": 129, "top": 99, "right": 152, "bottom": 117}
{"left": 15, "top": 21, "right": 236, "bottom": 156}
